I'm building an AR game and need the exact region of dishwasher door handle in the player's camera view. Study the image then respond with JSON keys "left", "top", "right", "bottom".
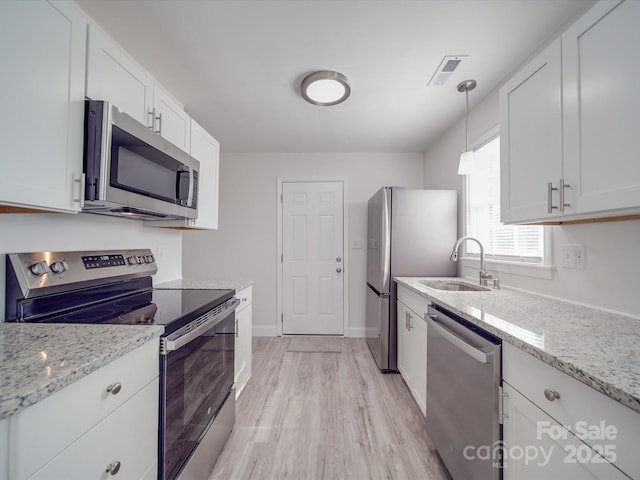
{"left": 426, "top": 314, "right": 492, "bottom": 364}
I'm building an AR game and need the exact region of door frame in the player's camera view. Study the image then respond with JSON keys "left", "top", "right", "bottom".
{"left": 276, "top": 177, "right": 349, "bottom": 337}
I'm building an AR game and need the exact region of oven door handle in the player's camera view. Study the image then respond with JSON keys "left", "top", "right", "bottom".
{"left": 425, "top": 312, "right": 492, "bottom": 364}
{"left": 162, "top": 298, "right": 241, "bottom": 354}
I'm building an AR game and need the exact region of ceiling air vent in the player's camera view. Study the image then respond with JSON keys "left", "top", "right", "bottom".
{"left": 428, "top": 55, "right": 468, "bottom": 86}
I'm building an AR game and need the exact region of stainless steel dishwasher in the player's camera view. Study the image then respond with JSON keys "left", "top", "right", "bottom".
{"left": 426, "top": 304, "right": 502, "bottom": 480}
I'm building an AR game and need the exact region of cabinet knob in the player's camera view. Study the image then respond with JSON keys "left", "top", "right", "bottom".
{"left": 543, "top": 388, "right": 560, "bottom": 401}
{"left": 336, "top": 268, "right": 342, "bottom": 273}
{"left": 106, "top": 461, "right": 121, "bottom": 475}
{"left": 106, "top": 383, "right": 122, "bottom": 395}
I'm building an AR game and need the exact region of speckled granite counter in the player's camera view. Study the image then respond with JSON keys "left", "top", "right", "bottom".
{"left": 154, "top": 278, "right": 254, "bottom": 291}
{"left": 0, "top": 323, "right": 163, "bottom": 420}
{"left": 395, "top": 277, "right": 640, "bottom": 415}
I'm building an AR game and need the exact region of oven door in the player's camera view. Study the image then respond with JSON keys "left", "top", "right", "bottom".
{"left": 159, "top": 298, "right": 239, "bottom": 480}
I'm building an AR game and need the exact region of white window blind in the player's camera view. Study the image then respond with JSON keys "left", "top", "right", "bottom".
{"left": 466, "top": 137, "right": 544, "bottom": 263}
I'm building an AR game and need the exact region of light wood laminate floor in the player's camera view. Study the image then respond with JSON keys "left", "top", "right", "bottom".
{"left": 209, "top": 337, "right": 449, "bottom": 480}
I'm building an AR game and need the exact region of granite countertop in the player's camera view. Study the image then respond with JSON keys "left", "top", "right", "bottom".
{"left": 0, "top": 323, "right": 163, "bottom": 420}
{"left": 155, "top": 278, "right": 254, "bottom": 291}
{"left": 395, "top": 276, "right": 640, "bottom": 415}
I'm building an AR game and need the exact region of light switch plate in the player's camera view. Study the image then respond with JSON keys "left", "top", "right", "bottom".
{"left": 561, "top": 244, "right": 585, "bottom": 269}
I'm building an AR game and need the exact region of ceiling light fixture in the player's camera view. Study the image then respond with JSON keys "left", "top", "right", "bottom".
{"left": 457, "top": 79, "right": 477, "bottom": 175}
{"left": 301, "top": 70, "right": 351, "bottom": 106}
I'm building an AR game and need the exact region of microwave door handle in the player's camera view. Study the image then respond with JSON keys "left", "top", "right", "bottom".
{"left": 176, "top": 169, "right": 190, "bottom": 204}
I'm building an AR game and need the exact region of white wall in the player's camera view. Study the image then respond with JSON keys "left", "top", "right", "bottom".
{"left": 423, "top": 88, "right": 640, "bottom": 318}
{"left": 0, "top": 213, "right": 182, "bottom": 321}
{"left": 182, "top": 152, "right": 425, "bottom": 336}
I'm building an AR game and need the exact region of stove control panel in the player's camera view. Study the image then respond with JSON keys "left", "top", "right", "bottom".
{"left": 6, "top": 249, "right": 158, "bottom": 298}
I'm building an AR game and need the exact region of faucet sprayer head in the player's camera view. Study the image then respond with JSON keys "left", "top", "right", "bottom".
{"left": 450, "top": 250, "right": 458, "bottom": 262}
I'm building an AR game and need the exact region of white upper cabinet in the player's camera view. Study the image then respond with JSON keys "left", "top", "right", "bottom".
{"left": 189, "top": 120, "right": 219, "bottom": 229}
{"left": 86, "top": 23, "right": 152, "bottom": 126}
{"left": 152, "top": 83, "right": 191, "bottom": 152}
{"left": 562, "top": 0, "right": 640, "bottom": 216}
{"left": 500, "top": 39, "right": 564, "bottom": 224}
{"left": 500, "top": 0, "right": 640, "bottom": 224}
{"left": 145, "top": 118, "right": 219, "bottom": 230}
{"left": 0, "top": 0, "right": 86, "bottom": 213}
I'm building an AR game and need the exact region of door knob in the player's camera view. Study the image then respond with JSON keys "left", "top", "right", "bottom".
{"left": 336, "top": 268, "right": 342, "bottom": 273}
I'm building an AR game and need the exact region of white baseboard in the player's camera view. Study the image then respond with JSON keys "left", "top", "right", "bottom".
{"left": 347, "top": 326, "right": 367, "bottom": 338}
{"left": 252, "top": 325, "right": 279, "bottom": 337}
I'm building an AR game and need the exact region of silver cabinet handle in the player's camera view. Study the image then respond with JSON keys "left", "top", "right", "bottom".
{"left": 106, "top": 461, "right": 121, "bottom": 475}
{"left": 148, "top": 108, "right": 155, "bottom": 130}
{"left": 336, "top": 267, "right": 342, "bottom": 273}
{"left": 155, "top": 112, "right": 162, "bottom": 135}
{"left": 547, "top": 182, "right": 558, "bottom": 213}
{"left": 426, "top": 313, "right": 491, "bottom": 363}
{"left": 544, "top": 388, "right": 560, "bottom": 401}
{"left": 559, "top": 178, "right": 570, "bottom": 212}
{"left": 235, "top": 319, "right": 238, "bottom": 338}
{"left": 106, "top": 383, "right": 122, "bottom": 395}
{"left": 407, "top": 312, "right": 413, "bottom": 331}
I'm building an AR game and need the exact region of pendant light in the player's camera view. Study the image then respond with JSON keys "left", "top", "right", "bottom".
{"left": 457, "top": 79, "right": 477, "bottom": 175}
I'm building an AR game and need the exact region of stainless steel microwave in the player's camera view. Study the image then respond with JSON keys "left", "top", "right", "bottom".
{"left": 82, "top": 100, "right": 199, "bottom": 221}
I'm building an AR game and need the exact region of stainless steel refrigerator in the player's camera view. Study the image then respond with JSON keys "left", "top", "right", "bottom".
{"left": 365, "top": 187, "right": 457, "bottom": 371}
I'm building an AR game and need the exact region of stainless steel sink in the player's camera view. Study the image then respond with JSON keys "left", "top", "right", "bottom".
{"left": 419, "top": 280, "right": 489, "bottom": 291}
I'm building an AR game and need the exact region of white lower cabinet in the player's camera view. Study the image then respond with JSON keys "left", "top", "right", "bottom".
{"left": 8, "top": 340, "right": 159, "bottom": 480}
{"left": 396, "top": 285, "right": 429, "bottom": 416}
{"left": 503, "top": 343, "right": 640, "bottom": 479}
{"left": 27, "top": 379, "right": 159, "bottom": 480}
{"left": 235, "top": 286, "right": 253, "bottom": 398}
{"left": 502, "top": 383, "right": 627, "bottom": 480}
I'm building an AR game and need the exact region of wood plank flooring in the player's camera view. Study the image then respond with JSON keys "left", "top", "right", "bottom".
{"left": 209, "top": 337, "right": 450, "bottom": 480}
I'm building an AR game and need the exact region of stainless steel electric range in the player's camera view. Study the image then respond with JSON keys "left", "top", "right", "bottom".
{"left": 5, "top": 249, "right": 239, "bottom": 480}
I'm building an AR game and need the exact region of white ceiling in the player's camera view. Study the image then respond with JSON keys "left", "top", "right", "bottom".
{"left": 76, "top": 0, "right": 595, "bottom": 154}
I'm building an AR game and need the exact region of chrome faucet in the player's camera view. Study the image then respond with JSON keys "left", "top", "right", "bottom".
{"left": 450, "top": 236, "right": 494, "bottom": 286}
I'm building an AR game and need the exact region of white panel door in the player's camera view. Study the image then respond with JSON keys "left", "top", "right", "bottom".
{"left": 282, "top": 181, "right": 344, "bottom": 335}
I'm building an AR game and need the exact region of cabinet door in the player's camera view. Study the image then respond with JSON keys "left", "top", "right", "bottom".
{"left": 563, "top": 0, "right": 640, "bottom": 215}
{"left": 86, "top": 24, "right": 152, "bottom": 126}
{"left": 396, "top": 301, "right": 427, "bottom": 416}
{"left": 26, "top": 379, "right": 158, "bottom": 480}
{"left": 503, "top": 382, "right": 627, "bottom": 480}
{"left": 153, "top": 83, "right": 191, "bottom": 152}
{"left": 500, "top": 39, "right": 564, "bottom": 224}
{"left": 0, "top": 0, "right": 85, "bottom": 213}
{"left": 189, "top": 120, "right": 220, "bottom": 229}
{"left": 235, "top": 302, "right": 252, "bottom": 398}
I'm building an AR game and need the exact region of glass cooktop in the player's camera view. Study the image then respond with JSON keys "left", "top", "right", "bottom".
{"left": 32, "top": 288, "right": 234, "bottom": 335}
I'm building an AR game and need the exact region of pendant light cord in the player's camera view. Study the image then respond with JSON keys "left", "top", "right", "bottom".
{"left": 465, "top": 87, "right": 469, "bottom": 152}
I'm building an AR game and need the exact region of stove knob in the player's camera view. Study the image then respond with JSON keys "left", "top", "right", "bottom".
{"left": 136, "top": 255, "right": 144, "bottom": 264}
{"left": 127, "top": 256, "right": 138, "bottom": 265}
{"left": 145, "top": 254, "right": 154, "bottom": 263}
{"left": 50, "top": 260, "right": 68, "bottom": 274}
{"left": 29, "top": 261, "right": 49, "bottom": 276}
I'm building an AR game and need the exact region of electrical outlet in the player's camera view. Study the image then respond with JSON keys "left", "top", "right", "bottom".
{"left": 561, "top": 244, "right": 585, "bottom": 269}
{"left": 351, "top": 239, "right": 362, "bottom": 249}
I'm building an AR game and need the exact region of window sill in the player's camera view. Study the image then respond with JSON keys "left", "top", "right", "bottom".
{"left": 459, "top": 257, "right": 555, "bottom": 280}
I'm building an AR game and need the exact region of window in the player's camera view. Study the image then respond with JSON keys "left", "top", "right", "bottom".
{"left": 465, "top": 136, "right": 545, "bottom": 264}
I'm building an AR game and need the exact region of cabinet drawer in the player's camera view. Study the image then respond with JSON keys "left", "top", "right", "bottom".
{"left": 11, "top": 340, "right": 159, "bottom": 480}
{"left": 397, "top": 285, "right": 430, "bottom": 319}
{"left": 503, "top": 343, "right": 640, "bottom": 478}
{"left": 236, "top": 286, "right": 252, "bottom": 313}
{"left": 27, "top": 378, "right": 158, "bottom": 480}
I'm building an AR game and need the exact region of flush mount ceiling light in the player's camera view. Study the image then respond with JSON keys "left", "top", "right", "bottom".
{"left": 457, "top": 79, "right": 477, "bottom": 175}
{"left": 301, "top": 70, "right": 351, "bottom": 106}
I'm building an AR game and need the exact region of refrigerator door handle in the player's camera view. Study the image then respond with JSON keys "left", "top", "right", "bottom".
{"left": 380, "top": 187, "right": 392, "bottom": 292}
